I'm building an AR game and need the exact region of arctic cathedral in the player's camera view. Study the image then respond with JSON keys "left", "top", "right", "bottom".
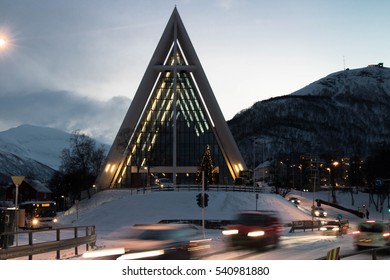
{"left": 95, "top": 8, "right": 247, "bottom": 189}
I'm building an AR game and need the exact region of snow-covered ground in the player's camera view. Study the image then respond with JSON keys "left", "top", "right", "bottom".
{"left": 47, "top": 186, "right": 387, "bottom": 260}
{"left": 10, "top": 186, "right": 389, "bottom": 260}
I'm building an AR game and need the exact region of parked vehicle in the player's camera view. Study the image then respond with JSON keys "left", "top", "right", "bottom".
{"left": 352, "top": 220, "right": 390, "bottom": 251}
{"left": 157, "top": 178, "right": 174, "bottom": 190}
{"left": 222, "top": 211, "right": 282, "bottom": 250}
{"left": 82, "top": 223, "right": 210, "bottom": 260}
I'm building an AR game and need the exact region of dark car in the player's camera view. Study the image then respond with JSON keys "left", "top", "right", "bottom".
{"left": 311, "top": 206, "right": 327, "bottom": 217}
{"left": 82, "top": 223, "right": 210, "bottom": 260}
{"left": 157, "top": 178, "right": 174, "bottom": 191}
{"left": 222, "top": 211, "right": 282, "bottom": 250}
{"left": 288, "top": 197, "right": 300, "bottom": 206}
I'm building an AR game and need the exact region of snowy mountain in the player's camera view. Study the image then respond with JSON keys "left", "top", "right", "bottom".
{"left": 228, "top": 65, "right": 390, "bottom": 164}
{"left": 0, "top": 124, "right": 109, "bottom": 184}
{"left": 0, "top": 124, "right": 72, "bottom": 170}
{"left": 0, "top": 149, "right": 55, "bottom": 184}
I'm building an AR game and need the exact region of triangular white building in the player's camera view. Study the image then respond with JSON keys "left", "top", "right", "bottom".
{"left": 96, "top": 8, "right": 247, "bottom": 189}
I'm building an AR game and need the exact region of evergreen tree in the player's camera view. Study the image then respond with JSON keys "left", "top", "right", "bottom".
{"left": 196, "top": 145, "right": 215, "bottom": 185}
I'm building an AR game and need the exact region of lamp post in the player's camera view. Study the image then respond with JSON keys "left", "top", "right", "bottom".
{"left": 61, "top": 195, "right": 66, "bottom": 212}
{"left": 331, "top": 161, "right": 339, "bottom": 203}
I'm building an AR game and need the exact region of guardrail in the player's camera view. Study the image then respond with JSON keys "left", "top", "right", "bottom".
{"left": 289, "top": 220, "right": 322, "bottom": 232}
{"left": 125, "top": 184, "right": 264, "bottom": 195}
{"left": 0, "top": 225, "right": 96, "bottom": 260}
{"left": 158, "top": 219, "right": 234, "bottom": 229}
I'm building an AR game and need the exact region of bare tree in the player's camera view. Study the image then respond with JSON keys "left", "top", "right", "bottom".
{"left": 56, "top": 130, "right": 106, "bottom": 201}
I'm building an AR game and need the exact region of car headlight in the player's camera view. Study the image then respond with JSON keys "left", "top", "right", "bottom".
{"left": 314, "top": 210, "right": 320, "bottom": 216}
{"left": 247, "top": 231, "right": 265, "bottom": 237}
{"left": 53, "top": 218, "right": 58, "bottom": 223}
{"left": 222, "top": 229, "right": 239, "bottom": 235}
{"left": 323, "top": 212, "right": 327, "bottom": 216}
{"left": 83, "top": 248, "right": 126, "bottom": 259}
{"left": 32, "top": 218, "right": 39, "bottom": 226}
{"left": 332, "top": 227, "right": 339, "bottom": 231}
{"left": 320, "top": 227, "right": 327, "bottom": 231}
{"left": 116, "top": 249, "right": 165, "bottom": 260}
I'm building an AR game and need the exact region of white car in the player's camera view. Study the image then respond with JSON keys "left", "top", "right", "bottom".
{"left": 352, "top": 220, "right": 390, "bottom": 251}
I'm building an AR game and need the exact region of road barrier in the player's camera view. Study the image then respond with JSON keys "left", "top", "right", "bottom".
{"left": 0, "top": 225, "right": 96, "bottom": 260}
{"left": 158, "top": 219, "right": 234, "bottom": 229}
{"left": 289, "top": 220, "right": 322, "bottom": 232}
{"left": 317, "top": 245, "right": 390, "bottom": 260}
{"left": 124, "top": 184, "right": 264, "bottom": 195}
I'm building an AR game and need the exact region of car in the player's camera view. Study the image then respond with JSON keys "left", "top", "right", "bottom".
{"left": 352, "top": 220, "right": 390, "bottom": 251}
{"left": 82, "top": 223, "right": 210, "bottom": 260}
{"left": 311, "top": 206, "right": 327, "bottom": 217}
{"left": 320, "top": 220, "right": 349, "bottom": 235}
{"left": 288, "top": 197, "right": 300, "bottom": 206}
{"left": 157, "top": 178, "right": 174, "bottom": 190}
{"left": 222, "top": 211, "right": 282, "bottom": 250}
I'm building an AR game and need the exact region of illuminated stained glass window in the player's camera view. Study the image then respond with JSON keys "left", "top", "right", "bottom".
{"left": 117, "top": 47, "right": 228, "bottom": 186}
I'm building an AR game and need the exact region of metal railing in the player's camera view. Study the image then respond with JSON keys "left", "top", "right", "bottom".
{"left": 0, "top": 225, "right": 96, "bottom": 260}
{"left": 124, "top": 184, "right": 264, "bottom": 195}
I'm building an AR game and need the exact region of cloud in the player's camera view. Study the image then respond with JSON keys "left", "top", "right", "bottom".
{"left": 0, "top": 90, "right": 130, "bottom": 144}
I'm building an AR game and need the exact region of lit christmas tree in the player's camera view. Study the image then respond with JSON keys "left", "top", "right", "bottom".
{"left": 196, "top": 144, "right": 215, "bottom": 185}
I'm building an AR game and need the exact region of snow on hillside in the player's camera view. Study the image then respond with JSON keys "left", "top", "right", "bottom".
{"left": 0, "top": 124, "right": 110, "bottom": 170}
{"left": 59, "top": 189, "right": 312, "bottom": 237}
{"left": 291, "top": 65, "right": 390, "bottom": 98}
{"left": 0, "top": 124, "right": 71, "bottom": 169}
{"left": 58, "top": 187, "right": 384, "bottom": 242}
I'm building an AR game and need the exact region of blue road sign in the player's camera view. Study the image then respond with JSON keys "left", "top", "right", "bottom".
{"left": 375, "top": 177, "right": 384, "bottom": 187}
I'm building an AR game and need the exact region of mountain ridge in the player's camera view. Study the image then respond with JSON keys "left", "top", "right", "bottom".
{"left": 0, "top": 124, "right": 109, "bottom": 184}
{"left": 228, "top": 65, "right": 390, "bottom": 164}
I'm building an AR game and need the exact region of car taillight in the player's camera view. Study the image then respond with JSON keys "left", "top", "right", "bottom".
{"left": 352, "top": 230, "right": 360, "bottom": 235}
{"left": 383, "top": 232, "right": 390, "bottom": 238}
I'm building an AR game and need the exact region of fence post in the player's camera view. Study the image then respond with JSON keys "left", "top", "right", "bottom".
{"left": 86, "top": 226, "right": 89, "bottom": 251}
{"left": 56, "top": 228, "right": 61, "bottom": 259}
{"left": 74, "top": 227, "right": 78, "bottom": 255}
{"left": 28, "top": 232, "right": 33, "bottom": 260}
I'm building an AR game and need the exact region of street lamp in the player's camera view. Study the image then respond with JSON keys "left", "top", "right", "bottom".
{"left": 61, "top": 195, "right": 66, "bottom": 212}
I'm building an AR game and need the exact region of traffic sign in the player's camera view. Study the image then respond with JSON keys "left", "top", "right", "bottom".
{"left": 374, "top": 177, "right": 384, "bottom": 187}
{"left": 11, "top": 176, "right": 25, "bottom": 186}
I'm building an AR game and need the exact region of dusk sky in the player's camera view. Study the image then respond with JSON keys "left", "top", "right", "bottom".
{"left": 0, "top": 0, "right": 389, "bottom": 144}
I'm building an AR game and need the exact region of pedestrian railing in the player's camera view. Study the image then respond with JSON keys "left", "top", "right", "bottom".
{"left": 0, "top": 225, "right": 96, "bottom": 260}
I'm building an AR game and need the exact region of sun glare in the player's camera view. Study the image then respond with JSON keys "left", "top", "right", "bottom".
{"left": 0, "top": 37, "right": 6, "bottom": 48}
